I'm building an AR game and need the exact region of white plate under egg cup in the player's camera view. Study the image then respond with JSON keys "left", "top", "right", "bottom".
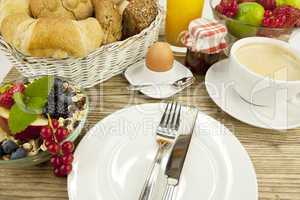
{"left": 205, "top": 59, "right": 300, "bottom": 130}
{"left": 125, "top": 60, "right": 193, "bottom": 99}
{"left": 68, "top": 103, "right": 258, "bottom": 200}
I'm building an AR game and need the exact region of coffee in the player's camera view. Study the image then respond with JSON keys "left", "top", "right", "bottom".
{"left": 235, "top": 43, "right": 300, "bottom": 81}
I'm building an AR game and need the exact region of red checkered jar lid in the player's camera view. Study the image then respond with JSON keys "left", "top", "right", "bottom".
{"left": 182, "top": 18, "right": 228, "bottom": 54}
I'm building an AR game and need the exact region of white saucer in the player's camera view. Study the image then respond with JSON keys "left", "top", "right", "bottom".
{"left": 289, "top": 29, "right": 300, "bottom": 53}
{"left": 205, "top": 59, "right": 300, "bottom": 130}
{"left": 68, "top": 103, "right": 257, "bottom": 200}
{"left": 125, "top": 60, "right": 193, "bottom": 99}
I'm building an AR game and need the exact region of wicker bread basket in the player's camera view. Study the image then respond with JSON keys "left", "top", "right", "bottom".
{"left": 0, "top": 7, "right": 164, "bottom": 88}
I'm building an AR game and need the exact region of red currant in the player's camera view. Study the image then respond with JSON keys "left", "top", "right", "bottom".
{"left": 40, "top": 127, "right": 53, "bottom": 139}
{"left": 54, "top": 168, "right": 64, "bottom": 177}
{"left": 50, "top": 156, "right": 63, "bottom": 168}
{"left": 216, "top": 0, "right": 238, "bottom": 18}
{"left": 59, "top": 164, "right": 73, "bottom": 176}
{"left": 47, "top": 143, "right": 60, "bottom": 155}
{"left": 52, "top": 119, "right": 60, "bottom": 129}
{"left": 264, "top": 10, "right": 273, "bottom": 17}
{"left": 56, "top": 128, "right": 69, "bottom": 142}
{"left": 61, "top": 141, "right": 74, "bottom": 154}
{"left": 62, "top": 154, "right": 74, "bottom": 165}
{"left": 44, "top": 139, "right": 54, "bottom": 148}
{"left": 263, "top": 6, "right": 300, "bottom": 28}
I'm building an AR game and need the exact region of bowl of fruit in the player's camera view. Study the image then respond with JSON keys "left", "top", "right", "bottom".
{"left": 211, "top": 0, "right": 300, "bottom": 42}
{"left": 0, "top": 76, "right": 88, "bottom": 176}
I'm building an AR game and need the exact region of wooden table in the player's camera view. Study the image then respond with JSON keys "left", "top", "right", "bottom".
{"left": 1, "top": 66, "right": 300, "bottom": 200}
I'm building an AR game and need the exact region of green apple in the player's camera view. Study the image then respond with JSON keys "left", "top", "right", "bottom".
{"left": 226, "top": 21, "right": 259, "bottom": 38}
{"left": 236, "top": 2, "right": 265, "bottom": 26}
{"left": 226, "top": 2, "right": 265, "bottom": 39}
{"left": 276, "top": 0, "right": 300, "bottom": 9}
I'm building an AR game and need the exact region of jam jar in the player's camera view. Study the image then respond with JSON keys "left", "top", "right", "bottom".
{"left": 185, "top": 49, "right": 226, "bottom": 75}
{"left": 182, "top": 18, "right": 228, "bottom": 75}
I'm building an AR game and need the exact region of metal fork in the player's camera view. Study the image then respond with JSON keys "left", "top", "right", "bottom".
{"left": 139, "top": 102, "right": 181, "bottom": 200}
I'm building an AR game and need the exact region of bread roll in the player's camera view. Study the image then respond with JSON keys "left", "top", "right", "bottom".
{"left": 117, "top": 0, "right": 129, "bottom": 15}
{"left": 30, "top": 0, "right": 94, "bottom": 20}
{"left": 1, "top": 14, "right": 104, "bottom": 58}
{"left": 122, "top": 0, "right": 158, "bottom": 38}
{"left": 93, "top": 0, "right": 122, "bottom": 44}
{"left": 0, "top": 0, "right": 30, "bottom": 28}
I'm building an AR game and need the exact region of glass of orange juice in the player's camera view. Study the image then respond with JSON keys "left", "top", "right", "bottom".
{"left": 166, "top": 0, "right": 204, "bottom": 51}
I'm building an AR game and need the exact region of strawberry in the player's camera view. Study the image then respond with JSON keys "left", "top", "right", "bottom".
{"left": 8, "top": 83, "right": 25, "bottom": 94}
{"left": 0, "top": 92, "right": 13, "bottom": 109}
{"left": 0, "top": 83, "right": 25, "bottom": 109}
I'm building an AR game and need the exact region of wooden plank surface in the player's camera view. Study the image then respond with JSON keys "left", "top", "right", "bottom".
{"left": 1, "top": 67, "right": 300, "bottom": 200}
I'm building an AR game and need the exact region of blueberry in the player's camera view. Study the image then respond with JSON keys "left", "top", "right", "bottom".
{"left": 2, "top": 140, "right": 18, "bottom": 154}
{"left": 0, "top": 146, "right": 5, "bottom": 157}
{"left": 11, "top": 148, "right": 27, "bottom": 160}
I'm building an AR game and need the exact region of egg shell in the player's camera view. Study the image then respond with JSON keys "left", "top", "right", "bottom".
{"left": 146, "top": 42, "right": 174, "bottom": 72}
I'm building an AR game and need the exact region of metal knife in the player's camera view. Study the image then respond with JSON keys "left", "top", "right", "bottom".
{"left": 162, "top": 109, "right": 199, "bottom": 200}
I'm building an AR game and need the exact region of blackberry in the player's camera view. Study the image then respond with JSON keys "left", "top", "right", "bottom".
{"left": 54, "top": 78, "right": 64, "bottom": 91}
{"left": 56, "top": 101, "right": 69, "bottom": 119}
{"left": 43, "top": 78, "right": 74, "bottom": 119}
{"left": 58, "top": 94, "right": 73, "bottom": 105}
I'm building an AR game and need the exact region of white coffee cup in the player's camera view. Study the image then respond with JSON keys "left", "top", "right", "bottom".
{"left": 229, "top": 37, "right": 300, "bottom": 107}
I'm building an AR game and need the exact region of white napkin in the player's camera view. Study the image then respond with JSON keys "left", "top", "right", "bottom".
{"left": 0, "top": 51, "right": 12, "bottom": 83}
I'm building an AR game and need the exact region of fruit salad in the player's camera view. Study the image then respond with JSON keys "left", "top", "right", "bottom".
{"left": 0, "top": 76, "right": 87, "bottom": 176}
{"left": 215, "top": 0, "right": 300, "bottom": 37}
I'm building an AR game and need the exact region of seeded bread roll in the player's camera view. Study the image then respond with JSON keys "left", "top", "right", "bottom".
{"left": 93, "top": 0, "right": 122, "bottom": 44}
{"left": 30, "top": 0, "right": 94, "bottom": 20}
{"left": 122, "top": 0, "right": 158, "bottom": 39}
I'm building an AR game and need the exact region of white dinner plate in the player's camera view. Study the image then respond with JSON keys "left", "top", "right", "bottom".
{"left": 205, "top": 59, "right": 300, "bottom": 130}
{"left": 68, "top": 103, "right": 257, "bottom": 200}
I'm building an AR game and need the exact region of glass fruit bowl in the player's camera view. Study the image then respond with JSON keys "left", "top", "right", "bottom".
{"left": 210, "top": 0, "right": 298, "bottom": 44}
{"left": 0, "top": 76, "right": 89, "bottom": 168}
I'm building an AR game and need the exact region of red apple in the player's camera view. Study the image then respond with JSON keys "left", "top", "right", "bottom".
{"left": 0, "top": 106, "right": 48, "bottom": 142}
{"left": 258, "top": 0, "right": 276, "bottom": 10}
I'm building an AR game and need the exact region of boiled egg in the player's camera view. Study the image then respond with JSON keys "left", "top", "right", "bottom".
{"left": 146, "top": 42, "right": 174, "bottom": 72}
